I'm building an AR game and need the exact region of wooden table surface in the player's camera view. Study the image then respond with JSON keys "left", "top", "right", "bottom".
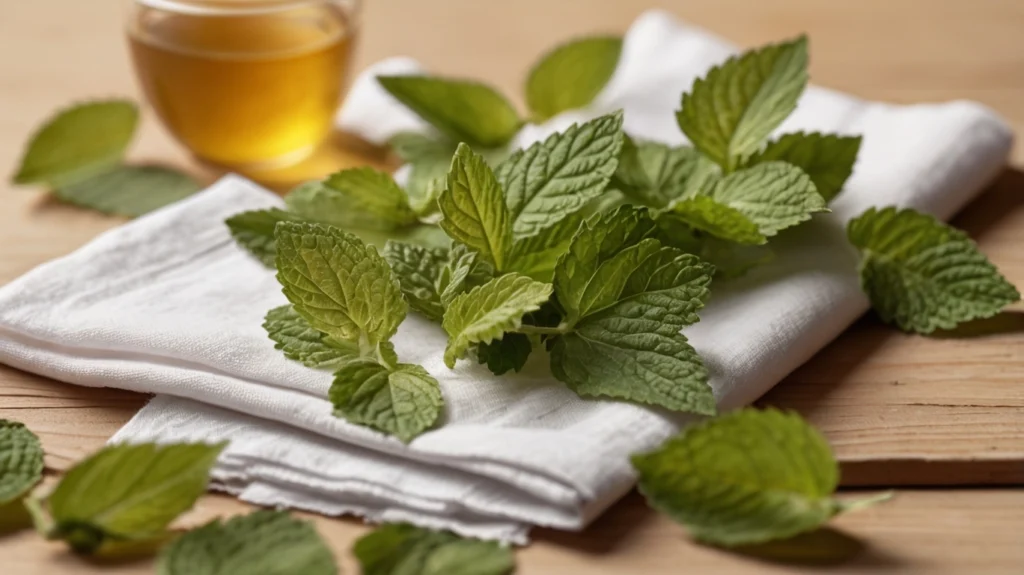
{"left": 2, "top": 0, "right": 1023, "bottom": 573}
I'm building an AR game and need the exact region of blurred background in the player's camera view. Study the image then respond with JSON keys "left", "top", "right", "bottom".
{"left": 4, "top": 0, "right": 1022, "bottom": 184}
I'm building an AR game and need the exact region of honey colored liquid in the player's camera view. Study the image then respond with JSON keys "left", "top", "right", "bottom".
{"left": 129, "top": 5, "right": 354, "bottom": 167}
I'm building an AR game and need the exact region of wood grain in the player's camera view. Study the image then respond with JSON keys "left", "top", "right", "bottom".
{"left": 2, "top": 489, "right": 1023, "bottom": 575}
{"left": 2, "top": 0, "right": 1024, "bottom": 573}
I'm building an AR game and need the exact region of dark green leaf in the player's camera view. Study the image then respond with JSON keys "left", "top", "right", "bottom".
{"left": 263, "top": 305, "right": 357, "bottom": 369}
{"left": 496, "top": 112, "right": 624, "bottom": 239}
{"left": 225, "top": 208, "right": 306, "bottom": 268}
{"left": 0, "top": 420, "right": 44, "bottom": 505}
{"left": 156, "top": 510, "right": 337, "bottom": 575}
{"left": 848, "top": 206, "right": 1020, "bottom": 334}
{"left": 353, "top": 523, "right": 514, "bottom": 575}
{"left": 330, "top": 360, "right": 443, "bottom": 442}
{"left": 476, "top": 333, "right": 532, "bottom": 376}
{"left": 747, "top": 132, "right": 861, "bottom": 202}
{"left": 383, "top": 241, "right": 449, "bottom": 322}
{"left": 55, "top": 166, "right": 201, "bottom": 217}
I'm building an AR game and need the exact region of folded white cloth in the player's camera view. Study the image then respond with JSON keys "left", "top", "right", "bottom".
{"left": 0, "top": 10, "right": 1011, "bottom": 543}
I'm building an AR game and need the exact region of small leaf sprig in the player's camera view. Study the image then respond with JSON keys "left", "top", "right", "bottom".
{"left": 240, "top": 111, "right": 723, "bottom": 428}
{"left": 273, "top": 221, "right": 444, "bottom": 442}
{"left": 10, "top": 99, "right": 201, "bottom": 216}
{"left": 609, "top": 37, "right": 853, "bottom": 277}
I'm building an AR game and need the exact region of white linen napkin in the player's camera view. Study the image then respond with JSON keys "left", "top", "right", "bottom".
{"left": 0, "top": 10, "right": 1011, "bottom": 543}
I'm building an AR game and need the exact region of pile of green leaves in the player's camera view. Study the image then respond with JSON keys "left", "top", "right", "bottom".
{"left": 227, "top": 33, "right": 1018, "bottom": 447}
{"left": 1, "top": 418, "right": 515, "bottom": 573}
{"left": 10, "top": 99, "right": 201, "bottom": 216}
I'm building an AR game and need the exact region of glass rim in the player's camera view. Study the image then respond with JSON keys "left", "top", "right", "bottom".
{"left": 134, "top": 0, "right": 358, "bottom": 16}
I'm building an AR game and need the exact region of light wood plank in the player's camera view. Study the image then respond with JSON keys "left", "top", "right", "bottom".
{"left": 1, "top": 489, "right": 1022, "bottom": 575}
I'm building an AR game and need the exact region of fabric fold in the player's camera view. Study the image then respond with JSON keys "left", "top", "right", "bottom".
{"left": 0, "top": 10, "right": 1012, "bottom": 542}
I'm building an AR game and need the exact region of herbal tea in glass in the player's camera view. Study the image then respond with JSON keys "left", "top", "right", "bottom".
{"left": 127, "top": 0, "right": 358, "bottom": 168}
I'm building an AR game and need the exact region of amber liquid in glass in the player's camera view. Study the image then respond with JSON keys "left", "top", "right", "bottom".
{"left": 128, "top": 4, "right": 354, "bottom": 167}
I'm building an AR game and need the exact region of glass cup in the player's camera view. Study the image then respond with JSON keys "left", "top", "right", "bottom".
{"left": 126, "top": 0, "right": 360, "bottom": 169}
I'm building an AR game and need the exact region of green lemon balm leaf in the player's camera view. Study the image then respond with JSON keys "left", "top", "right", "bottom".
{"left": 549, "top": 250, "right": 715, "bottom": 415}
{"left": 475, "top": 333, "right": 532, "bottom": 376}
{"left": 226, "top": 208, "right": 307, "bottom": 268}
{"left": 377, "top": 225, "right": 451, "bottom": 252}
{"left": 322, "top": 168, "right": 420, "bottom": 227}
{"left": 407, "top": 163, "right": 447, "bottom": 217}
{"left": 442, "top": 274, "right": 553, "bottom": 368}
{"left": 633, "top": 408, "right": 888, "bottom": 547}
{"left": 698, "top": 237, "right": 776, "bottom": 280}
{"left": 668, "top": 195, "right": 766, "bottom": 245}
{"left": 387, "top": 133, "right": 459, "bottom": 217}
{"left": 13, "top": 99, "right": 138, "bottom": 187}
{"left": 677, "top": 37, "right": 808, "bottom": 170}
{"left": 284, "top": 181, "right": 448, "bottom": 251}
{"left": 288, "top": 171, "right": 419, "bottom": 231}
{"left": 55, "top": 165, "right": 201, "bottom": 217}
{"left": 377, "top": 76, "right": 521, "bottom": 148}
{"left": 275, "top": 222, "right": 408, "bottom": 349}
{"left": 156, "top": 510, "right": 337, "bottom": 575}
{"left": 747, "top": 132, "right": 862, "bottom": 202}
{"left": 612, "top": 139, "right": 714, "bottom": 208}
{"left": 496, "top": 111, "right": 624, "bottom": 239}
{"left": 36, "top": 441, "right": 225, "bottom": 554}
{"left": 389, "top": 132, "right": 454, "bottom": 163}
{"left": 438, "top": 243, "right": 495, "bottom": 307}
{"left": 610, "top": 135, "right": 653, "bottom": 198}
{"left": 422, "top": 538, "right": 516, "bottom": 575}
{"left": 552, "top": 205, "right": 659, "bottom": 325}
{"left": 0, "top": 420, "right": 44, "bottom": 505}
{"left": 330, "top": 359, "right": 443, "bottom": 442}
{"left": 526, "top": 36, "right": 623, "bottom": 122}
{"left": 506, "top": 212, "right": 582, "bottom": 282}
{"left": 353, "top": 523, "right": 445, "bottom": 575}
{"left": 550, "top": 206, "right": 715, "bottom": 414}
{"left": 383, "top": 242, "right": 449, "bottom": 322}
{"left": 708, "top": 161, "right": 827, "bottom": 237}
{"left": 263, "top": 305, "right": 357, "bottom": 369}
{"left": 439, "top": 144, "right": 514, "bottom": 271}
{"left": 848, "top": 207, "right": 1020, "bottom": 334}
{"left": 353, "top": 523, "right": 514, "bottom": 575}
